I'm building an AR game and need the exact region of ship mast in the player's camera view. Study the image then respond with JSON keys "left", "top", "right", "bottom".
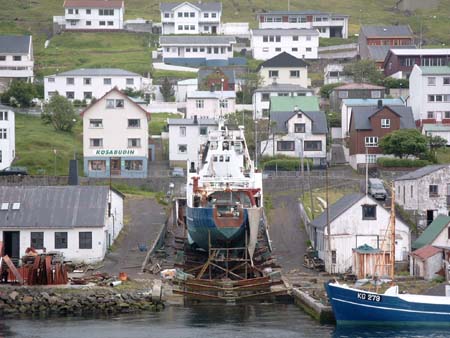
{"left": 389, "top": 181, "right": 396, "bottom": 284}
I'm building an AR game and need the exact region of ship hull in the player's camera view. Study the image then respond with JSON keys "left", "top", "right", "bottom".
{"left": 325, "top": 282, "right": 450, "bottom": 325}
{"left": 186, "top": 206, "right": 247, "bottom": 250}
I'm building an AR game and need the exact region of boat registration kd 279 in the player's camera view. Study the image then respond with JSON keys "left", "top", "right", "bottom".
{"left": 357, "top": 292, "right": 382, "bottom": 302}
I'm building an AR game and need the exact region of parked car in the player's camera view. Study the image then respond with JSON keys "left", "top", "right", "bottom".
{"left": 171, "top": 167, "right": 185, "bottom": 177}
{"left": 0, "top": 166, "right": 28, "bottom": 176}
{"left": 368, "top": 178, "right": 387, "bottom": 200}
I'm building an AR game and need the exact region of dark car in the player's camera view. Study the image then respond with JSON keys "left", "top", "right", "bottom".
{"left": 0, "top": 167, "right": 28, "bottom": 176}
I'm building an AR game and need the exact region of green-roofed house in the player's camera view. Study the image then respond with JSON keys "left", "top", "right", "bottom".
{"left": 412, "top": 215, "right": 450, "bottom": 250}
{"left": 269, "top": 96, "right": 320, "bottom": 113}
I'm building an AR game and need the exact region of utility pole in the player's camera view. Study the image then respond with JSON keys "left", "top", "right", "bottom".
{"left": 365, "top": 146, "right": 369, "bottom": 195}
{"left": 326, "top": 162, "right": 331, "bottom": 273}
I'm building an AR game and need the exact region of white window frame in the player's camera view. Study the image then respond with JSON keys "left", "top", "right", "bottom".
{"left": 381, "top": 119, "right": 390, "bottom": 128}
{"left": 365, "top": 136, "right": 379, "bottom": 147}
{"left": 196, "top": 99, "right": 204, "bottom": 109}
{"left": 179, "top": 126, "right": 186, "bottom": 136}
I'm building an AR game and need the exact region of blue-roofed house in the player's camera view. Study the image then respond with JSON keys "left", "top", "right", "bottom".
{"left": 395, "top": 165, "right": 450, "bottom": 229}
{"left": 309, "top": 193, "right": 410, "bottom": 274}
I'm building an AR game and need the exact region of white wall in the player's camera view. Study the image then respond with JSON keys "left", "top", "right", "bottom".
{"left": 220, "top": 23, "right": 250, "bottom": 37}
{"left": 161, "top": 44, "right": 233, "bottom": 61}
{"left": 259, "top": 66, "right": 309, "bottom": 87}
{"left": 186, "top": 95, "right": 236, "bottom": 118}
{"left": 253, "top": 91, "right": 313, "bottom": 119}
{"left": 0, "top": 37, "right": 34, "bottom": 81}
{"left": 63, "top": 6, "right": 124, "bottom": 30}
{"left": 0, "top": 109, "right": 15, "bottom": 170}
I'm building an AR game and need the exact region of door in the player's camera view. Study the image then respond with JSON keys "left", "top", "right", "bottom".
{"left": 436, "top": 112, "right": 442, "bottom": 122}
{"left": 3, "top": 231, "right": 20, "bottom": 265}
{"left": 178, "top": 47, "right": 184, "bottom": 57}
{"left": 427, "top": 210, "right": 435, "bottom": 226}
{"left": 110, "top": 158, "right": 121, "bottom": 176}
{"left": 211, "top": 26, "right": 217, "bottom": 34}
{"left": 447, "top": 184, "right": 450, "bottom": 207}
{"left": 148, "top": 148, "right": 153, "bottom": 162}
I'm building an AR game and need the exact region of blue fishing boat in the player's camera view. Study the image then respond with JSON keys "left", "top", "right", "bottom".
{"left": 185, "top": 119, "right": 263, "bottom": 251}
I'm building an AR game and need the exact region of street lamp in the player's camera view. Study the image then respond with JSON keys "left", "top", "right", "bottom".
{"left": 72, "top": 118, "right": 77, "bottom": 160}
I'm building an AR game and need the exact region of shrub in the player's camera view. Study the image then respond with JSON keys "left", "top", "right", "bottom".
{"left": 377, "top": 157, "right": 430, "bottom": 168}
{"left": 262, "top": 158, "right": 313, "bottom": 171}
{"left": 320, "top": 83, "right": 343, "bottom": 99}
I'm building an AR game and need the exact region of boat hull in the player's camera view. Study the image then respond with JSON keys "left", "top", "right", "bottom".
{"left": 186, "top": 206, "right": 247, "bottom": 250}
{"left": 325, "top": 282, "right": 450, "bottom": 325}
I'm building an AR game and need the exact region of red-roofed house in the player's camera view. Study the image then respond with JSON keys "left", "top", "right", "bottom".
{"left": 329, "top": 83, "right": 386, "bottom": 111}
{"left": 54, "top": 0, "right": 124, "bottom": 31}
{"left": 410, "top": 245, "right": 443, "bottom": 280}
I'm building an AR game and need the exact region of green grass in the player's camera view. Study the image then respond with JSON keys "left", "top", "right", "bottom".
{"left": 151, "top": 69, "right": 198, "bottom": 82}
{"left": 14, "top": 113, "right": 83, "bottom": 176}
{"left": 149, "top": 112, "right": 182, "bottom": 135}
{"left": 435, "top": 148, "right": 450, "bottom": 164}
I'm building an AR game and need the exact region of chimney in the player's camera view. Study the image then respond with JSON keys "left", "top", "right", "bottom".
{"left": 377, "top": 99, "right": 383, "bottom": 109}
{"left": 189, "top": 162, "right": 196, "bottom": 173}
{"left": 293, "top": 105, "right": 299, "bottom": 113}
{"left": 193, "top": 115, "right": 198, "bottom": 124}
{"left": 68, "top": 159, "right": 79, "bottom": 185}
{"left": 272, "top": 77, "right": 277, "bottom": 86}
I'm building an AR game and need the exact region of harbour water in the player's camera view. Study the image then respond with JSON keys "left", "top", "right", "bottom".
{"left": 2, "top": 304, "right": 450, "bottom": 338}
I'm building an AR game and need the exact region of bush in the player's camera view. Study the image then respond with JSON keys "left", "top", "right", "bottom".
{"left": 377, "top": 157, "right": 430, "bottom": 168}
{"left": 320, "top": 83, "right": 343, "bottom": 99}
{"left": 262, "top": 158, "right": 313, "bottom": 171}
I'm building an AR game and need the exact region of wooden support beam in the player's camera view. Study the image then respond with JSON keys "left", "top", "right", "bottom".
{"left": 3, "top": 255, "right": 24, "bottom": 284}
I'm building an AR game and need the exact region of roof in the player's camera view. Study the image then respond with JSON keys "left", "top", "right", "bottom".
{"left": 270, "top": 96, "right": 320, "bottom": 112}
{"left": 351, "top": 105, "right": 415, "bottom": 130}
{"left": 187, "top": 90, "right": 236, "bottom": 99}
{"left": 310, "top": 193, "right": 365, "bottom": 229}
{"left": 257, "top": 10, "right": 348, "bottom": 17}
{"left": 63, "top": 0, "right": 124, "bottom": 8}
{"left": 252, "top": 28, "right": 319, "bottom": 36}
{"left": 388, "top": 48, "right": 450, "bottom": 56}
{"left": 0, "top": 104, "right": 13, "bottom": 111}
{"left": 177, "top": 78, "right": 198, "bottom": 86}
{"left": 367, "top": 45, "right": 416, "bottom": 61}
{"left": 418, "top": 66, "right": 450, "bottom": 75}
{"left": 395, "top": 164, "right": 449, "bottom": 181}
{"left": 0, "top": 35, "right": 31, "bottom": 54}
{"left": 410, "top": 245, "right": 442, "bottom": 260}
{"left": 168, "top": 118, "right": 217, "bottom": 126}
{"left": 360, "top": 25, "right": 413, "bottom": 38}
{"left": 271, "top": 110, "right": 327, "bottom": 134}
{"left": 0, "top": 186, "right": 118, "bottom": 229}
{"left": 52, "top": 68, "right": 141, "bottom": 77}
{"left": 160, "top": 35, "right": 235, "bottom": 45}
{"left": 423, "top": 123, "right": 450, "bottom": 132}
{"left": 198, "top": 68, "right": 236, "bottom": 84}
{"left": 334, "top": 83, "right": 385, "bottom": 90}
{"left": 160, "top": 1, "right": 222, "bottom": 12}
{"left": 255, "top": 83, "right": 313, "bottom": 93}
{"left": 342, "top": 98, "right": 405, "bottom": 107}
{"left": 412, "top": 215, "right": 450, "bottom": 249}
{"left": 257, "top": 52, "right": 308, "bottom": 70}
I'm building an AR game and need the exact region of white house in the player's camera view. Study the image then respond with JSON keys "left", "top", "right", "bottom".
{"left": 410, "top": 245, "right": 443, "bottom": 280}
{"left": 53, "top": 0, "right": 124, "bottom": 31}
{"left": 175, "top": 78, "right": 198, "bottom": 102}
{"left": 0, "top": 104, "right": 15, "bottom": 170}
{"left": 260, "top": 108, "right": 327, "bottom": 166}
{"left": 160, "top": 1, "right": 221, "bottom": 35}
{"left": 82, "top": 87, "right": 150, "bottom": 178}
{"left": 395, "top": 165, "right": 450, "bottom": 229}
{"left": 0, "top": 185, "right": 124, "bottom": 264}
{"left": 168, "top": 117, "right": 218, "bottom": 167}
{"left": 409, "top": 65, "right": 450, "bottom": 136}
{"left": 159, "top": 35, "right": 236, "bottom": 62}
{"left": 309, "top": 193, "right": 411, "bottom": 274}
{"left": 44, "top": 68, "right": 151, "bottom": 102}
{"left": 257, "top": 11, "right": 349, "bottom": 39}
{"left": 257, "top": 52, "right": 310, "bottom": 87}
{"left": 0, "top": 35, "right": 33, "bottom": 92}
{"left": 251, "top": 29, "right": 319, "bottom": 60}
{"left": 185, "top": 90, "right": 236, "bottom": 118}
{"left": 253, "top": 84, "right": 313, "bottom": 119}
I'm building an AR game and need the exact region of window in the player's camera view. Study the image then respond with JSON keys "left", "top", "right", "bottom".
{"left": 203, "top": 26, "right": 209, "bottom": 32}
{"left": 268, "top": 70, "right": 279, "bottom": 78}
{"left": 184, "top": 12, "right": 188, "bottom": 17}
{"left": 293, "top": 36, "right": 298, "bottom": 41}
{"left": 190, "top": 25, "right": 195, "bottom": 30}
{"left": 262, "top": 47, "right": 269, "bottom": 52}
{"left": 12, "top": 55, "right": 21, "bottom": 61}
{"left": 429, "top": 185, "right": 438, "bottom": 197}
{"left": 125, "top": 160, "right": 143, "bottom": 171}
{"left": 204, "top": 13, "right": 209, "bottom": 18}
{"left": 381, "top": 119, "right": 390, "bottom": 128}
{"left": 55, "top": 232, "right": 68, "bottom": 249}
{"left": 0, "top": 56, "right": 5, "bottom": 61}
{"left": 219, "top": 99, "right": 228, "bottom": 108}
{"left": 277, "top": 141, "right": 295, "bottom": 151}
{"left": 79, "top": 232, "right": 92, "bottom": 249}
{"left": 338, "top": 91, "right": 348, "bottom": 99}
{"left": 444, "top": 77, "right": 450, "bottom": 85}
{"left": 304, "top": 141, "right": 322, "bottom": 151}
{"left": 99, "top": 21, "right": 106, "bottom": 26}
{"left": 365, "top": 136, "right": 378, "bottom": 147}
{"left": 164, "top": 13, "right": 170, "bottom": 18}
{"left": 30, "top": 232, "right": 44, "bottom": 249}
{"left": 66, "top": 91, "right": 74, "bottom": 99}
{"left": 190, "top": 12, "right": 195, "bottom": 17}
{"left": 263, "top": 36, "right": 268, "bottom": 42}
{"left": 366, "top": 154, "right": 377, "bottom": 164}
{"left": 86, "top": 21, "right": 91, "bottom": 26}
{"left": 99, "top": 9, "right": 114, "bottom": 15}
{"left": 0, "top": 129, "right": 6, "bottom": 139}
{"left": 179, "top": 126, "right": 186, "bottom": 136}
{"left": 178, "top": 25, "right": 183, "bottom": 30}
{"left": 107, "top": 21, "right": 114, "bottom": 26}
{"left": 306, "top": 47, "right": 312, "bottom": 52}
{"left": 269, "top": 36, "right": 274, "bottom": 42}
{"left": 292, "top": 48, "right": 298, "bottom": 52}
{"left": 90, "top": 138, "right": 103, "bottom": 147}
{"left": 83, "top": 92, "right": 92, "bottom": 99}
{"left": 184, "top": 25, "right": 189, "bottom": 30}
{"left": 83, "top": 77, "right": 91, "bottom": 85}
{"left": 261, "top": 93, "right": 270, "bottom": 102}
{"left": 89, "top": 160, "right": 106, "bottom": 171}
{"left": 448, "top": 228, "right": 450, "bottom": 240}
{"left": 196, "top": 99, "right": 204, "bottom": 109}
{"left": 371, "top": 90, "right": 381, "bottom": 99}
{"left": 445, "top": 112, "right": 450, "bottom": 119}
{"left": 211, "top": 13, "right": 216, "bottom": 18}
{"left": 68, "top": 8, "right": 73, "bottom": 14}
{"left": 178, "top": 12, "right": 182, "bottom": 17}
{"left": 0, "top": 111, "right": 8, "bottom": 120}
{"left": 128, "top": 138, "right": 141, "bottom": 148}
{"left": 66, "top": 77, "right": 74, "bottom": 85}
{"left": 104, "top": 78, "right": 112, "bottom": 85}
{"left": 106, "top": 99, "right": 115, "bottom": 108}
{"left": 200, "top": 127, "right": 207, "bottom": 135}
{"left": 306, "top": 36, "right": 311, "bottom": 41}
{"left": 128, "top": 119, "right": 140, "bottom": 128}
{"left": 427, "top": 111, "right": 434, "bottom": 119}
{"left": 178, "top": 144, "right": 187, "bottom": 153}
{"left": 126, "top": 78, "right": 134, "bottom": 85}
{"left": 428, "top": 77, "right": 436, "bottom": 86}
{"left": 331, "top": 250, "right": 336, "bottom": 264}
{"left": 362, "top": 205, "right": 377, "bottom": 220}
{"left": 275, "top": 48, "right": 281, "bottom": 52}
{"left": 89, "top": 119, "right": 103, "bottom": 128}
{"left": 193, "top": 48, "right": 198, "bottom": 52}
{"left": 186, "top": 48, "right": 191, "bottom": 52}
{"left": 411, "top": 185, "right": 413, "bottom": 198}
{"left": 275, "top": 36, "right": 281, "bottom": 42}
{"left": 278, "top": 93, "right": 289, "bottom": 96}
{"left": 294, "top": 123, "right": 305, "bottom": 133}
{"left": 86, "top": 9, "right": 91, "bottom": 14}
{"left": 290, "top": 70, "right": 300, "bottom": 78}
{"left": 115, "top": 99, "right": 124, "bottom": 108}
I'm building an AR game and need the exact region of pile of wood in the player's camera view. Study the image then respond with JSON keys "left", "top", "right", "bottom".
{"left": 21, "top": 251, "right": 68, "bottom": 285}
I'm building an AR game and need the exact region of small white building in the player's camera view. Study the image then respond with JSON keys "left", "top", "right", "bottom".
{"left": 175, "top": 78, "right": 198, "bottom": 102}
{"left": 409, "top": 65, "right": 450, "bottom": 129}
{"left": 160, "top": 1, "right": 221, "bottom": 35}
{"left": 257, "top": 52, "right": 310, "bottom": 87}
{"left": 168, "top": 117, "right": 218, "bottom": 167}
{"left": 257, "top": 11, "right": 349, "bottom": 39}
{"left": 185, "top": 90, "right": 236, "bottom": 119}
{"left": 82, "top": 87, "right": 150, "bottom": 178}
{"left": 0, "top": 185, "right": 124, "bottom": 264}
{"left": 159, "top": 35, "right": 236, "bottom": 62}
{"left": 0, "top": 104, "right": 15, "bottom": 170}
{"left": 395, "top": 165, "right": 450, "bottom": 228}
{"left": 0, "top": 35, "right": 34, "bottom": 92}
{"left": 410, "top": 245, "right": 443, "bottom": 280}
{"left": 253, "top": 84, "right": 313, "bottom": 119}
{"left": 309, "top": 193, "right": 411, "bottom": 274}
{"left": 44, "top": 68, "right": 151, "bottom": 102}
{"left": 251, "top": 28, "right": 319, "bottom": 60}
{"left": 53, "top": 0, "right": 124, "bottom": 31}
{"left": 324, "top": 64, "right": 352, "bottom": 85}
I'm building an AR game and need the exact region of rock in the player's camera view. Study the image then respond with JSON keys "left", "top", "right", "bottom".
{"left": 22, "top": 296, "right": 33, "bottom": 304}
{"left": 8, "top": 291, "right": 19, "bottom": 301}
{"left": 119, "top": 302, "right": 130, "bottom": 308}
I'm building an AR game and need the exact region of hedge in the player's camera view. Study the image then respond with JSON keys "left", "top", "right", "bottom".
{"left": 377, "top": 157, "right": 430, "bottom": 168}
{"left": 262, "top": 158, "right": 313, "bottom": 171}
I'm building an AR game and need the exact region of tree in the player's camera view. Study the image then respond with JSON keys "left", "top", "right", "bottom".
{"left": 379, "top": 129, "right": 428, "bottom": 159}
{"left": 236, "top": 72, "right": 262, "bottom": 104}
{"left": 428, "top": 135, "right": 447, "bottom": 162}
{"left": 1, "top": 80, "right": 37, "bottom": 107}
{"left": 159, "top": 77, "right": 175, "bottom": 102}
{"left": 343, "top": 60, "right": 383, "bottom": 84}
{"left": 319, "top": 83, "right": 343, "bottom": 99}
{"left": 41, "top": 94, "right": 77, "bottom": 132}
{"left": 122, "top": 87, "right": 144, "bottom": 98}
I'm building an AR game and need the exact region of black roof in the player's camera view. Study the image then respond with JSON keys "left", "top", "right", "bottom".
{"left": 0, "top": 35, "right": 31, "bottom": 54}
{"left": 351, "top": 105, "right": 415, "bottom": 130}
{"left": 257, "top": 52, "right": 308, "bottom": 71}
{"left": 271, "top": 110, "right": 328, "bottom": 134}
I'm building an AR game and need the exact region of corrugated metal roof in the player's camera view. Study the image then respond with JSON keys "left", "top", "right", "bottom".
{"left": 342, "top": 98, "right": 405, "bottom": 107}
{"left": 361, "top": 25, "right": 413, "bottom": 37}
{"left": 258, "top": 10, "right": 348, "bottom": 17}
{"left": 270, "top": 96, "right": 319, "bottom": 112}
{"left": 0, "top": 35, "right": 31, "bottom": 54}
{"left": 0, "top": 104, "right": 13, "bottom": 111}
{"left": 0, "top": 186, "right": 113, "bottom": 229}
{"left": 351, "top": 105, "right": 415, "bottom": 130}
{"left": 187, "top": 90, "right": 235, "bottom": 99}
{"left": 423, "top": 123, "right": 450, "bottom": 132}
{"left": 168, "top": 118, "right": 217, "bottom": 125}
{"left": 271, "top": 110, "right": 327, "bottom": 134}
{"left": 395, "top": 164, "right": 449, "bottom": 181}
{"left": 160, "top": 35, "right": 235, "bottom": 45}
{"left": 160, "top": 2, "right": 222, "bottom": 12}
{"left": 367, "top": 46, "right": 392, "bottom": 61}
{"left": 412, "top": 215, "right": 450, "bottom": 249}
{"left": 255, "top": 83, "right": 313, "bottom": 93}
{"left": 64, "top": 0, "right": 123, "bottom": 8}
{"left": 251, "top": 28, "right": 319, "bottom": 36}
{"left": 53, "top": 68, "right": 140, "bottom": 77}
{"left": 410, "top": 245, "right": 442, "bottom": 260}
{"left": 419, "top": 66, "right": 450, "bottom": 75}
{"left": 257, "top": 52, "right": 309, "bottom": 70}
{"left": 334, "top": 83, "right": 385, "bottom": 90}
{"left": 389, "top": 48, "right": 450, "bottom": 56}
